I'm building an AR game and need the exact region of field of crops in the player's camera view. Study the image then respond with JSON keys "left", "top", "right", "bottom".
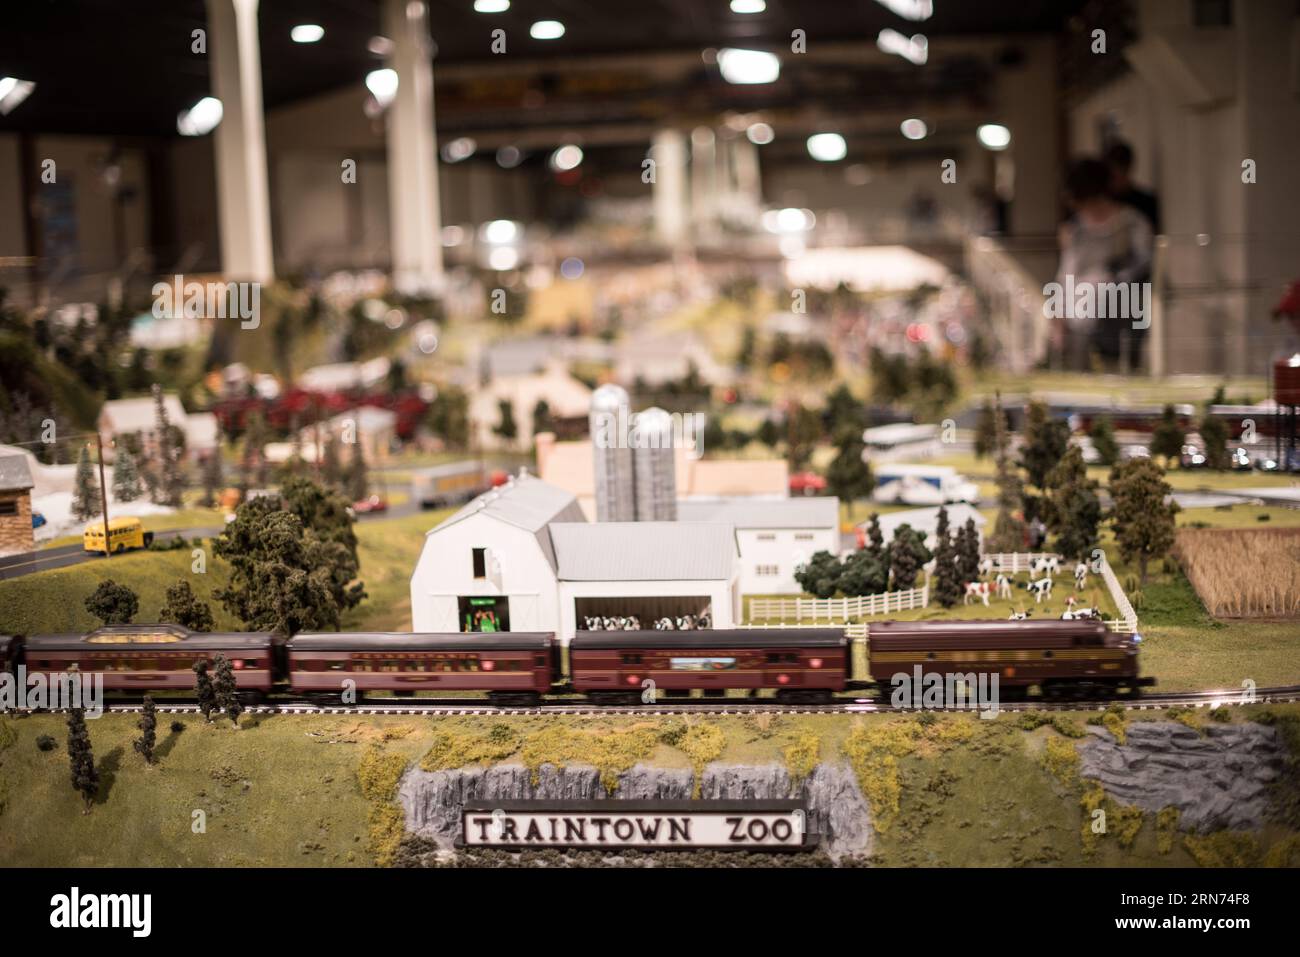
{"left": 1174, "top": 528, "right": 1300, "bottom": 618}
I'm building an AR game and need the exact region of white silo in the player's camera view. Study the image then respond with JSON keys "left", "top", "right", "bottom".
{"left": 590, "top": 383, "right": 636, "bottom": 522}
{"left": 632, "top": 406, "right": 678, "bottom": 521}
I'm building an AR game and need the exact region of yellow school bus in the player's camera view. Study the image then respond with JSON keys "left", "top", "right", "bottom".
{"left": 83, "top": 517, "right": 154, "bottom": 555}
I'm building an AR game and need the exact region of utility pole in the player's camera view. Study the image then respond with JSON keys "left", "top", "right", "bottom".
{"left": 95, "top": 432, "right": 111, "bottom": 560}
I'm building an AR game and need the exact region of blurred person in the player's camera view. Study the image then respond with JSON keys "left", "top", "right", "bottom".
{"left": 1105, "top": 140, "right": 1161, "bottom": 234}
{"left": 1054, "top": 158, "right": 1152, "bottom": 371}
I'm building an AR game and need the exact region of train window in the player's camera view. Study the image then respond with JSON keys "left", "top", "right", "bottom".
{"left": 327, "top": 661, "right": 346, "bottom": 671}
{"left": 621, "top": 654, "right": 642, "bottom": 665}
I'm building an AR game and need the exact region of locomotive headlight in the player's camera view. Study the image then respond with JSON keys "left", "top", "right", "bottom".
{"left": 777, "top": 674, "right": 790, "bottom": 685}
{"left": 809, "top": 657, "right": 823, "bottom": 669}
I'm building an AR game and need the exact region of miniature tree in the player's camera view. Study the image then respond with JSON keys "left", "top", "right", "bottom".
{"left": 1148, "top": 404, "right": 1185, "bottom": 466}
{"left": 241, "top": 410, "right": 269, "bottom": 488}
{"left": 111, "top": 446, "right": 143, "bottom": 502}
{"left": 159, "top": 579, "right": 215, "bottom": 631}
{"left": 931, "top": 507, "right": 963, "bottom": 607}
{"left": 1044, "top": 446, "right": 1102, "bottom": 561}
{"left": 973, "top": 397, "right": 998, "bottom": 460}
{"left": 955, "top": 518, "right": 982, "bottom": 584}
{"left": 987, "top": 392, "right": 1027, "bottom": 552}
{"left": 1018, "top": 400, "right": 1070, "bottom": 524}
{"left": 199, "top": 450, "right": 222, "bottom": 508}
{"left": 1088, "top": 415, "right": 1120, "bottom": 467}
{"left": 133, "top": 695, "right": 157, "bottom": 764}
{"left": 824, "top": 384, "right": 866, "bottom": 436}
{"left": 193, "top": 659, "right": 217, "bottom": 722}
{"left": 837, "top": 547, "right": 888, "bottom": 597}
{"left": 66, "top": 707, "right": 99, "bottom": 812}
{"left": 493, "top": 399, "right": 518, "bottom": 443}
{"left": 84, "top": 579, "right": 138, "bottom": 625}
{"left": 888, "top": 524, "right": 932, "bottom": 591}
{"left": 71, "top": 445, "right": 100, "bottom": 521}
{"left": 212, "top": 654, "right": 243, "bottom": 728}
{"left": 863, "top": 513, "right": 886, "bottom": 563}
{"left": 793, "top": 550, "right": 841, "bottom": 599}
{"left": 151, "top": 384, "right": 185, "bottom": 507}
{"left": 825, "top": 428, "right": 873, "bottom": 518}
{"left": 784, "top": 401, "right": 823, "bottom": 471}
{"left": 345, "top": 441, "right": 369, "bottom": 502}
{"left": 1108, "top": 458, "right": 1180, "bottom": 584}
{"left": 532, "top": 398, "right": 554, "bottom": 437}
{"left": 427, "top": 385, "right": 470, "bottom": 449}
{"left": 1198, "top": 413, "right": 1230, "bottom": 470}
{"left": 321, "top": 434, "right": 343, "bottom": 489}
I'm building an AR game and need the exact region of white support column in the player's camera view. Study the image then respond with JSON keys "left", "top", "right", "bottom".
{"left": 383, "top": 0, "right": 443, "bottom": 295}
{"left": 690, "top": 126, "right": 718, "bottom": 242}
{"left": 652, "top": 129, "right": 689, "bottom": 248}
{"left": 206, "top": 0, "right": 274, "bottom": 282}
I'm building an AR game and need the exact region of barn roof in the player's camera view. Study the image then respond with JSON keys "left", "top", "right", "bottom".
{"left": 0, "top": 454, "right": 34, "bottom": 492}
{"left": 550, "top": 522, "right": 737, "bottom": 582}
{"left": 429, "top": 473, "right": 587, "bottom": 570}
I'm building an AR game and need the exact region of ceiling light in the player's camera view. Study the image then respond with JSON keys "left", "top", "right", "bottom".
{"left": 366, "top": 68, "right": 399, "bottom": 108}
{"left": 873, "top": 0, "right": 933, "bottom": 20}
{"left": 717, "top": 48, "right": 780, "bottom": 84}
{"left": 877, "top": 29, "right": 928, "bottom": 65}
{"left": 746, "top": 122, "right": 774, "bottom": 145}
{"left": 731, "top": 0, "right": 766, "bottom": 12}
{"left": 483, "top": 219, "right": 520, "bottom": 244}
{"left": 530, "top": 20, "right": 565, "bottom": 40}
{"left": 900, "top": 118, "right": 928, "bottom": 140}
{"left": 550, "top": 145, "right": 584, "bottom": 171}
{"left": 177, "top": 97, "right": 223, "bottom": 136}
{"left": 0, "top": 77, "right": 35, "bottom": 115}
{"left": 488, "top": 246, "right": 520, "bottom": 270}
{"left": 441, "top": 137, "right": 477, "bottom": 162}
{"left": 806, "top": 133, "right": 847, "bottom": 162}
{"left": 474, "top": 0, "right": 510, "bottom": 11}
{"left": 290, "top": 24, "right": 324, "bottom": 43}
{"left": 977, "top": 123, "right": 1012, "bottom": 151}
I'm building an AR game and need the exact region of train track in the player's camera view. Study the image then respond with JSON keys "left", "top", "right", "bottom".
{"left": 15, "top": 686, "right": 1300, "bottom": 718}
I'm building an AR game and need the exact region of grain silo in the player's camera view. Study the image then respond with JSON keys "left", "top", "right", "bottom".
{"left": 632, "top": 406, "right": 678, "bottom": 521}
{"left": 590, "top": 383, "right": 636, "bottom": 522}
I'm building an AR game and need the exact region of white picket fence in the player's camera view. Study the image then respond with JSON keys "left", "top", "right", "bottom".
{"left": 748, "top": 583, "right": 929, "bottom": 624}
{"left": 982, "top": 552, "right": 1061, "bottom": 574}
{"left": 1098, "top": 557, "right": 1139, "bottom": 633}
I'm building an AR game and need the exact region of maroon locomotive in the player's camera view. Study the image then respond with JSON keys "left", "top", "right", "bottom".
{"left": 20, "top": 624, "right": 281, "bottom": 699}
{"left": 867, "top": 619, "right": 1153, "bottom": 699}
{"left": 569, "top": 628, "right": 848, "bottom": 705}
{"left": 287, "top": 632, "right": 553, "bottom": 705}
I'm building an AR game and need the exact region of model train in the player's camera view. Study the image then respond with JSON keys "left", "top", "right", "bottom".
{"left": 0, "top": 618, "right": 1153, "bottom": 707}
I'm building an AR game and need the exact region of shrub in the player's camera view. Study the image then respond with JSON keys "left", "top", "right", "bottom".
{"left": 1156, "top": 807, "right": 1180, "bottom": 854}
{"left": 1208, "top": 706, "right": 1231, "bottom": 723}
{"left": 170, "top": 721, "right": 185, "bottom": 734}
{"left": 783, "top": 733, "right": 820, "bottom": 786}
{"left": 678, "top": 723, "right": 726, "bottom": 795}
{"left": 1183, "top": 831, "right": 1261, "bottom": 868}
{"left": 36, "top": 734, "right": 57, "bottom": 752}
{"left": 1042, "top": 736, "right": 1079, "bottom": 788}
{"left": 357, "top": 746, "right": 407, "bottom": 802}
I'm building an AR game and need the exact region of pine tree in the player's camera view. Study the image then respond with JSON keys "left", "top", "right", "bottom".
{"left": 973, "top": 397, "right": 998, "bottom": 459}
{"left": 84, "top": 579, "right": 139, "bottom": 625}
{"left": 1198, "top": 413, "right": 1230, "bottom": 470}
{"left": 931, "top": 507, "right": 963, "bottom": 607}
{"left": 532, "top": 398, "right": 554, "bottom": 437}
{"left": 212, "top": 654, "right": 243, "bottom": 727}
{"left": 242, "top": 411, "right": 269, "bottom": 488}
{"left": 955, "top": 518, "right": 982, "bottom": 584}
{"left": 825, "top": 428, "right": 873, "bottom": 518}
{"left": 133, "top": 695, "right": 157, "bottom": 764}
{"left": 888, "top": 524, "right": 932, "bottom": 591}
{"left": 111, "top": 447, "right": 143, "bottom": 502}
{"left": 159, "top": 579, "right": 215, "bottom": 631}
{"left": 193, "top": 659, "right": 217, "bottom": 722}
{"left": 321, "top": 435, "right": 343, "bottom": 489}
{"left": 493, "top": 399, "right": 518, "bottom": 443}
{"left": 151, "top": 384, "right": 185, "bottom": 506}
{"left": 1149, "top": 404, "right": 1185, "bottom": 466}
{"left": 1108, "top": 458, "right": 1180, "bottom": 583}
{"left": 1043, "top": 447, "right": 1102, "bottom": 560}
{"left": 1088, "top": 415, "right": 1120, "bottom": 467}
{"left": 67, "top": 707, "right": 99, "bottom": 812}
{"left": 200, "top": 451, "right": 222, "bottom": 508}
{"left": 864, "top": 513, "right": 885, "bottom": 563}
{"left": 72, "top": 445, "right": 100, "bottom": 521}
{"left": 1019, "top": 400, "right": 1071, "bottom": 491}
{"left": 987, "top": 392, "right": 1026, "bottom": 552}
{"left": 345, "top": 441, "right": 368, "bottom": 502}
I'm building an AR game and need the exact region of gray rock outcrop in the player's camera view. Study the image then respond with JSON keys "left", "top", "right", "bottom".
{"left": 1079, "top": 721, "right": 1286, "bottom": 832}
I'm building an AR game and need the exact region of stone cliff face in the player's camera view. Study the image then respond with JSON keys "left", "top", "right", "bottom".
{"left": 398, "top": 762, "right": 872, "bottom": 860}
{"left": 1079, "top": 721, "right": 1287, "bottom": 831}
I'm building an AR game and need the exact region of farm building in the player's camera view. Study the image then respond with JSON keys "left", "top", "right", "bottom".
{"left": 0, "top": 455, "right": 35, "bottom": 555}
{"left": 470, "top": 361, "right": 593, "bottom": 452}
{"left": 409, "top": 473, "right": 740, "bottom": 643}
{"left": 97, "top": 394, "right": 219, "bottom": 463}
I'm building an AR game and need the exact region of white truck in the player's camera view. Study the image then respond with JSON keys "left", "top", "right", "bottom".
{"left": 870, "top": 464, "right": 980, "bottom": 506}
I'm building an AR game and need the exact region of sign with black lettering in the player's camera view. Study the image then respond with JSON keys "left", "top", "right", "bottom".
{"left": 460, "top": 800, "right": 812, "bottom": 851}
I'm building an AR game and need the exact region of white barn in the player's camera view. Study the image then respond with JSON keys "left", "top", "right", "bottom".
{"left": 675, "top": 497, "right": 840, "bottom": 595}
{"left": 409, "top": 474, "right": 739, "bottom": 643}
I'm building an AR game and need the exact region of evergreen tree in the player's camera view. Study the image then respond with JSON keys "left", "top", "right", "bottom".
{"left": 864, "top": 512, "right": 885, "bottom": 562}
{"left": 241, "top": 410, "right": 269, "bottom": 488}
{"left": 1198, "top": 413, "right": 1230, "bottom": 470}
{"left": 159, "top": 579, "right": 216, "bottom": 631}
{"left": 133, "top": 695, "right": 157, "bottom": 764}
{"left": 151, "top": 384, "right": 185, "bottom": 506}
{"left": 212, "top": 654, "right": 243, "bottom": 727}
{"left": 84, "top": 579, "right": 138, "bottom": 625}
{"left": 931, "top": 507, "right": 963, "bottom": 607}
{"left": 532, "top": 398, "right": 554, "bottom": 437}
{"left": 836, "top": 547, "right": 889, "bottom": 597}
{"left": 784, "top": 401, "right": 823, "bottom": 471}
{"left": 973, "top": 398, "right": 998, "bottom": 459}
{"left": 888, "top": 524, "right": 932, "bottom": 591}
{"left": 987, "top": 392, "right": 1026, "bottom": 552}
{"left": 1149, "top": 404, "right": 1185, "bottom": 466}
{"left": 825, "top": 428, "right": 873, "bottom": 518}
{"left": 1044, "top": 446, "right": 1102, "bottom": 561}
{"left": 199, "top": 450, "right": 222, "bottom": 508}
{"left": 1108, "top": 458, "right": 1180, "bottom": 583}
{"left": 793, "top": 551, "right": 842, "bottom": 599}
{"left": 193, "top": 659, "right": 217, "bottom": 722}
{"left": 345, "top": 442, "right": 368, "bottom": 502}
{"left": 824, "top": 384, "right": 865, "bottom": 436}
{"left": 72, "top": 445, "right": 100, "bottom": 521}
{"left": 493, "top": 399, "right": 518, "bottom": 443}
{"left": 67, "top": 707, "right": 99, "bottom": 812}
{"left": 427, "top": 385, "right": 470, "bottom": 449}
{"left": 111, "top": 447, "right": 143, "bottom": 502}
{"left": 321, "top": 435, "right": 343, "bottom": 489}
{"left": 1088, "top": 415, "right": 1120, "bottom": 467}
{"left": 1018, "top": 400, "right": 1071, "bottom": 491}
{"left": 955, "top": 518, "right": 982, "bottom": 584}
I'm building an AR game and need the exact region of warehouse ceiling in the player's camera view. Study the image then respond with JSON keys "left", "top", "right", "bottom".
{"left": 0, "top": 0, "right": 1090, "bottom": 139}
